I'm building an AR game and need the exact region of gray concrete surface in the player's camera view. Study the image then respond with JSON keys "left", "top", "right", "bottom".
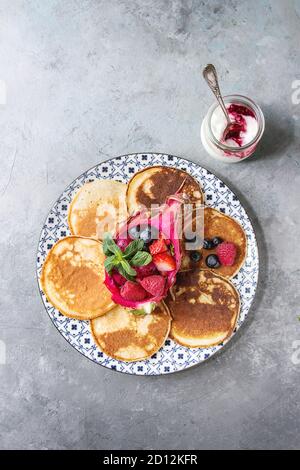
{"left": 0, "top": 0, "right": 299, "bottom": 450}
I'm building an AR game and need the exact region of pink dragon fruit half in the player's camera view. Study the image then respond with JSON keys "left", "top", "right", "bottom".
{"left": 104, "top": 195, "right": 184, "bottom": 309}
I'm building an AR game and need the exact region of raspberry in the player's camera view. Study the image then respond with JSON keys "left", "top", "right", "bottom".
{"left": 216, "top": 242, "right": 237, "bottom": 266}
{"left": 116, "top": 238, "right": 131, "bottom": 251}
{"left": 120, "top": 281, "right": 147, "bottom": 301}
{"left": 112, "top": 270, "right": 127, "bottom": 286}
{"left": 138, "top": 275, "right": 166, "bottom": 297}
{"left": 135, "top": 262, "right": 157, "bottom": 279}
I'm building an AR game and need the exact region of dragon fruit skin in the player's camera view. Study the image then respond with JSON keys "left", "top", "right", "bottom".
{"left": 104, "top": 195, "right": 183, "bottom": 309}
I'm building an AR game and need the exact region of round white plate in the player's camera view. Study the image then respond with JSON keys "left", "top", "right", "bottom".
{"left": 37, "top": 153, "right": 259, "bottom": 375}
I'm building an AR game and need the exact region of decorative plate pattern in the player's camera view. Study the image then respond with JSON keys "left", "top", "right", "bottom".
{"left": 37, "top": 153, "right": 259, "bottom": 375}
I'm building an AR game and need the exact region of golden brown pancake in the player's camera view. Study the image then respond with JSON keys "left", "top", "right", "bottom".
{"left": 91, "top": 303, "right": 171, "bottom": 362}
{"left": 40, "top": 236, "right": 114, "bottom": 320}
{"left": 68, "top": 179, "right": 127, "bottom": 239}
{"left": 200, "top": 207, "right": 247, "bottom": 278}
{"left": 166, "top": 270, "right": 240, "bottom": 348}
{"left": 126, "top": 166, "right": 204, "bottom": 215}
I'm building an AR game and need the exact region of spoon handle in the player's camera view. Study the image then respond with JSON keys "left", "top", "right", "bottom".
{"left": 202, "top": 64, "right": 230, "bottom": 123}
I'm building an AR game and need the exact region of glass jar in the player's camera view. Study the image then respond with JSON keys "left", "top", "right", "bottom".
{"left": 201, "top": 94, "right": 265, "bottom": 163}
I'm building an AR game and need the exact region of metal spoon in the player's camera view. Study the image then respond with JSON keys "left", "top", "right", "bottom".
{"left": 202, "top": 64, "right": 236, "bottom": 138}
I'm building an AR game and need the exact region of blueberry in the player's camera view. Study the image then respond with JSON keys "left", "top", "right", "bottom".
{"left": 203, "top": 238, "right": 213, "bottom": 250}
{"left": 212, "top": 237, "right": 222, "bottom": 247}
{"left": 139, "top": 226, "right": 152, "bottom": 243}
{"left": 140, "top": 225, "right": 159, "bottom": 243}
{"left": 128, "top": 225, "right": 140, "bottom": 239}
{"left": 190, "top": 251, "right": 202, "bottom": 262}
{"left": 206, "top": 254, "right": 220, "bottom": 268}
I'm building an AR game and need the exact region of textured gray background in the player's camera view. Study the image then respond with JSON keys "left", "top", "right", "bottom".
{"left": 0, "top": 0, "right": 299, "bottom": 450}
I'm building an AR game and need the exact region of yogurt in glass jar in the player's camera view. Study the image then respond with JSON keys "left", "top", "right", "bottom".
{"left": 201, "top": 95, "right": 265, "bottom": 163}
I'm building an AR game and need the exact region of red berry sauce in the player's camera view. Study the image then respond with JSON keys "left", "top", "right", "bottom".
{"left": 223, "top": 104, "right": 256, "bottom": 147}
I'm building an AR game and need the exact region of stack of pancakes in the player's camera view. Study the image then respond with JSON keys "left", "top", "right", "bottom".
{"left": 41, "top": 166, "right": 246, "bottom": 362}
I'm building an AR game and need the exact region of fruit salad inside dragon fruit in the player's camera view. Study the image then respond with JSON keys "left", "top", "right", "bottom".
{"left": 103, "top": 193, "right": 203, "bottom": 314}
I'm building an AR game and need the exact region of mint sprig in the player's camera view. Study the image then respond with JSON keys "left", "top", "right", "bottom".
{"left": 103, "top": 233, "right": 152, "bottom": 280}
{"left": 131, "top": 251, "right": 152, "bottom": 266}
{"left": 123, "top": 239, "right": 144, "bottom": 259}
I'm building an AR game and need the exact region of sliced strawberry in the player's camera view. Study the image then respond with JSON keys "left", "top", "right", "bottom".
{"left": 139, "top": 275, "right": 166, "bottom": 297}
{"left": 120, "top": 281, "right": 148, "bottom": 301}
{"left": 135, "top": 262, "right": 157, "bottom": 279}
{"left": 153, "top": 252, "right": 176, "bottom": 272}
{"left": 149, "top": 238, "right": 168, "bottom": 255}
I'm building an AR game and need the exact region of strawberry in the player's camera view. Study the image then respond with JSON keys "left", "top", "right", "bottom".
{"left": 153, "top": 252, "right": 176, "bottom": 272}
{"left": 216, "top": 241, "right": 237, "bottom": 266}
{"left": 139, "top": 275, "right": 166, "bottom": 297}
{"left": 135, "top": 262, "right": 157, "bottom": 279}
{"left": 160, "top": 232, "right": 171, "bottom": 244}
{"left": 120, "top": 281, "right": 148, "bottom": 301}
{"left": 149, "top": 238, "right": 168, "bottom": 255}
{"left": 112, "top": 270, "right": 127, "bottom": 286}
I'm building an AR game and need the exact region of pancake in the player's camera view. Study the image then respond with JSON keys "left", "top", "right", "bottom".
{"left": 200, "top": 207, "right": 247, "bottom": 278}
{"left": 166, "top": 270, "right": 240, "bottom": 348}
{"left": 91, "top": 302, "right": 171, "bottom": 362}
{"left": 68, "top": 179, "right": 127, "bottom": 239}
{"left": 40, "top": 236, "right": 114, "bottom": 320}
{"left": 126, "top": 166, "right": 204, "bottom": 215}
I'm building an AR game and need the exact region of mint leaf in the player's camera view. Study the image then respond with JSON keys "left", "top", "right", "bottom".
{"left": 120, "top": 259, "right": 137, "bottom": 277}
{"left": 131, "top": 308, "right": 147, "bottom": 316}
{"left": 130, "top": 251, "right": 152, "bottom": 267}
{"left": 123, "top": 239, "right": 144, "bottom": 259}
{"left": 102, "top": 232, "right": 113, "bottom": 253}
{"left": 103, "top": 233, "right": 122, "bottom": 257}
{"left": 131, "top": 303, "right": 156, "bottom": 315}
{"left": 104, "top": 255, "right": 116, "bottom": 274}
{"left": 118, "top": 264, "right": 135, "bottom": 281}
